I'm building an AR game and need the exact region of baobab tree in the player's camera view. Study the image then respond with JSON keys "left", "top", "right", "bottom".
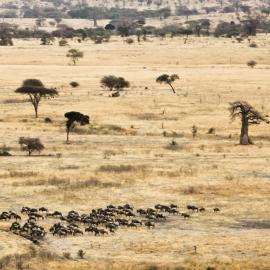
{"left": 229, "top": 101, "right": 269, "bottom": 145}
{"left": 66, "top": 49, "right": 84, "bottom": 65}
{"left": 64, "top": 111, "right": 90, "bottom": 143}
{"left": 156, "top": 74, "right": 179, "bottom": 94}
{"left": 15, "top": 79, "right": 58, "bottom": 118}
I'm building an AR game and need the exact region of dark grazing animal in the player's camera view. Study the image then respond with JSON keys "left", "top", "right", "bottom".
{"left": 144, "top": 221, "right": 155, "bottom": 228}
{"left": 39, "top": 207, "right": 48, "bottom": 212}
{"left": 187, "top": 205, "right": 199, "bottom": 212}
{"left": 182, "top": 213, "right": 190, "bottom": 219}
{"left": 2, "top": 202, "right": 214, "bottom": 243}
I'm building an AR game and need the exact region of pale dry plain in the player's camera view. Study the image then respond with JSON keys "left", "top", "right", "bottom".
{"left": 0, "top": 35, "right": 270, "bottom": 269}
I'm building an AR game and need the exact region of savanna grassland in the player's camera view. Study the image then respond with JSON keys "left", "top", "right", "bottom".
{"left": 0, "top": 34, "right": 270, "bottom": 270}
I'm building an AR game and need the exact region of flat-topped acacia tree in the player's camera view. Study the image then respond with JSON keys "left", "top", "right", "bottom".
{"left": 15, "top": 79, "right": 58, "bottom": 118}
{"left": 100, "top": 75, "right": 130, "bottom": 91}
{"left": 64, "top": 111, "right": 90, "bottom": 143}
{"left": 156, "top": 74, "right": 179, "bottom": 94}
{"left": 229, "top": 101, "right": 269, "bottom": 145}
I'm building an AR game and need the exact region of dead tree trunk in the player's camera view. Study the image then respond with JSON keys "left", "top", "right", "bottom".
{"left": 93, "top": 12, "right": 97, "bottom": 27}
{"left": 240, "top": 115, "right": 251, "bottom": 145}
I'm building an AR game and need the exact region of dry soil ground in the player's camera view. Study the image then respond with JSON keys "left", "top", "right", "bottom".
{"left": 0, "top": 35, "right": 269, "bottom": 269}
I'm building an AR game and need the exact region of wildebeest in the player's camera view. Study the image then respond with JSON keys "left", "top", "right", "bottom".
{"left": 182, "top": 213, "right": 190, "bottom": 219}
{"left": 144, "top": 221, "right": 155, "bottom": 228}
{"left": 187, "top": 205, "right": 199, "bottom": 212}
{"left": 1, "top": 202, "right": 214, "bottom": 244}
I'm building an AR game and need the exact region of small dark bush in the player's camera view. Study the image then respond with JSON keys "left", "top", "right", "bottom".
{"left": 63, "top": 252, "right": 71, "bottom": 259}
{"left": 0, "top": 145, "right": 11, "bottom": 156}
{"left": 77, "top": 249, "right": 85, "bottom": 259}
{"left": 111, "top": 91, "right": 120, "bottom": 97}
{"left": 59, "top": 39, "right": 68, "bottom": 46}
{"left": 208, "top": 128, "right": 215, "bottom": 134}
{"left": 125, "top": 38, "right": 134, "bottom": 44}
{"left": 44, "top": 117, "right": 53, "bottom": 123}
{"left": 247, "top": 60, "right": 257, "bottom": 68}
{"left": 165, "top": 139, "right": 181, "bottom": 151}
{"left": 249, "top": 42, "right": 258, "bottom": 48}
{"left": 70, "top": 81, "right": 80, "bottom": 88}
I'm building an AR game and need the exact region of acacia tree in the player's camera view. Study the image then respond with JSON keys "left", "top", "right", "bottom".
{"left": 66, "top": 49, "right": 84, "bottom": 65}
{"left": 15, "top": 79, "right": 58, "bottom": 118}
{"left": 229, "top": 101, "right": 269, "bottom": 145}
{"left": 40, "top": 33, "right": 54, "bottom": 45}
{"left": 64, "top": 111, "right": 90, "bottom": 143}
{"left": 18, "top": 137, "right": 44, "bottom": 156}
{"left": 156, "top": 74, "right": 179, "bottom": 94}
{"left": 105, "top": 23, "right": 116, "bottom": 31}
{"left": 100, "top": 76, "right": 130, "bottom": 91}
{"left": 0, "top": 23, "right": 14, "bottom": 46}
{"left": 0, "top": 33, "right": 13, "bottom": 46}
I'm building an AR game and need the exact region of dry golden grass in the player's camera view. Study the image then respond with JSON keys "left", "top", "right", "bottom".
{"left": 0, "top": 35, "right": 269, "bottom": 269}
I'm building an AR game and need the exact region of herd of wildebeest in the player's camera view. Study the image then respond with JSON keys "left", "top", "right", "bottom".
{"left": 0, "top": 204, "right": 220, "bottom": 245}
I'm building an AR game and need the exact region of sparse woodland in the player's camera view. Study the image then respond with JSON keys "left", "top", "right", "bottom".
{"left": 0, "top": 0, "right": 269, "bottom": 270}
